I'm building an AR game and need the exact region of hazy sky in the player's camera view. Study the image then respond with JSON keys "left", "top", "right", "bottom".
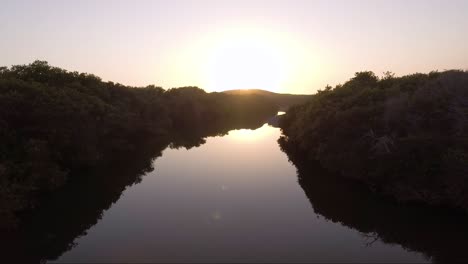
{"left": 2, "top": 0, "right": 467, "bottom": 93}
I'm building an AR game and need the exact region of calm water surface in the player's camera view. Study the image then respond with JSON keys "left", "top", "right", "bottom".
{"left": 53, "top": 124, "right": 428, "bottom": 263}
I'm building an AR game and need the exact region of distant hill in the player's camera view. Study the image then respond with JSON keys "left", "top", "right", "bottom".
{"left": 222, "top": 89, "right": 312, "bottom": 111}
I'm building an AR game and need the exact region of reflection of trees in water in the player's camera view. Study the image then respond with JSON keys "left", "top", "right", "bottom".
{"left": 2, "top": 117, "right": 268, "bottom": 263}
{"left": 9, "top": 112, "right": 468, "bottom": 263}
{"left": 279, "top": 138, "right": 468, "bottom": 264}
{"left": 2, "top": 138, "right": 168, "bottom": 263}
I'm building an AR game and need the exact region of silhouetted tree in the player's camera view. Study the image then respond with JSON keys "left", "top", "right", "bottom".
{"left": 279, "top": 70, "right": 468, "bottom": 211}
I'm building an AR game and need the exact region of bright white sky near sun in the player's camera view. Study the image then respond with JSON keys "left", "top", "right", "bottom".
{"left": 1, "top": 0, "right": 468, "bottom": 94}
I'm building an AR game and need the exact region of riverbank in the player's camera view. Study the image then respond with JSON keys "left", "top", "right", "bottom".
{"left": 279, "top": 70, "right": 468, "bottom": 212}
{"left": 0, "top": 61, "right": 282, "bottom": 229}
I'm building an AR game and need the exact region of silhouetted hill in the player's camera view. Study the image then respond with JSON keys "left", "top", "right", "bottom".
{"left": 222, "top": 89, "right": 312, "bottom": 111}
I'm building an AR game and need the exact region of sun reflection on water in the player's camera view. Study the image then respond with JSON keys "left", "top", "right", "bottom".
{"left": 228, "top": 124, "right": 277, "bottom": 141}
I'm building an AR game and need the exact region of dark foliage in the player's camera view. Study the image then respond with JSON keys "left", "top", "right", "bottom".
{"left": 281, "top": 144, "right": 468, "bottom": 263}
{"left": 0, "top": 61, "right": 279, "bottom": 228}
{"left": 279, "top": 70, "right": 468, "bottom": 211}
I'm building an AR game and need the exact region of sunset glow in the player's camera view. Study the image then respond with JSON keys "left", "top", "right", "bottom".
{"left": 3, "top": 1, "right": 466, "bottom": 94}
{"left": 2, "top": 0, "right": 468, "bottom": 262}
{"left": 205, "top": 31, "right": 288, "bottom": 92}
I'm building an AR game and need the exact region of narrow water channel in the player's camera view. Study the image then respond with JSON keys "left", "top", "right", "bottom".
{"left": 52, "top": 124, "right": 427, "bottom": 263}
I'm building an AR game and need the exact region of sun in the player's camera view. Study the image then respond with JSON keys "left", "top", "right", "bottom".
{"left": 206, "top": 32, "right": 287, "bottom": 92}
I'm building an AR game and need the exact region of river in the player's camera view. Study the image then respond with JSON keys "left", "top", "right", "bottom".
{"left": 49, "top": 123, "right": 431, "bottom": 263}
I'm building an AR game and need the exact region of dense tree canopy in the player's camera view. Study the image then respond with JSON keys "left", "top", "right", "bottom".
{"left": 0, "top": 61, "right": 279, "bottom": 227}
{"left": 280, "top": 70, "right": 468, "bottom": 211}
